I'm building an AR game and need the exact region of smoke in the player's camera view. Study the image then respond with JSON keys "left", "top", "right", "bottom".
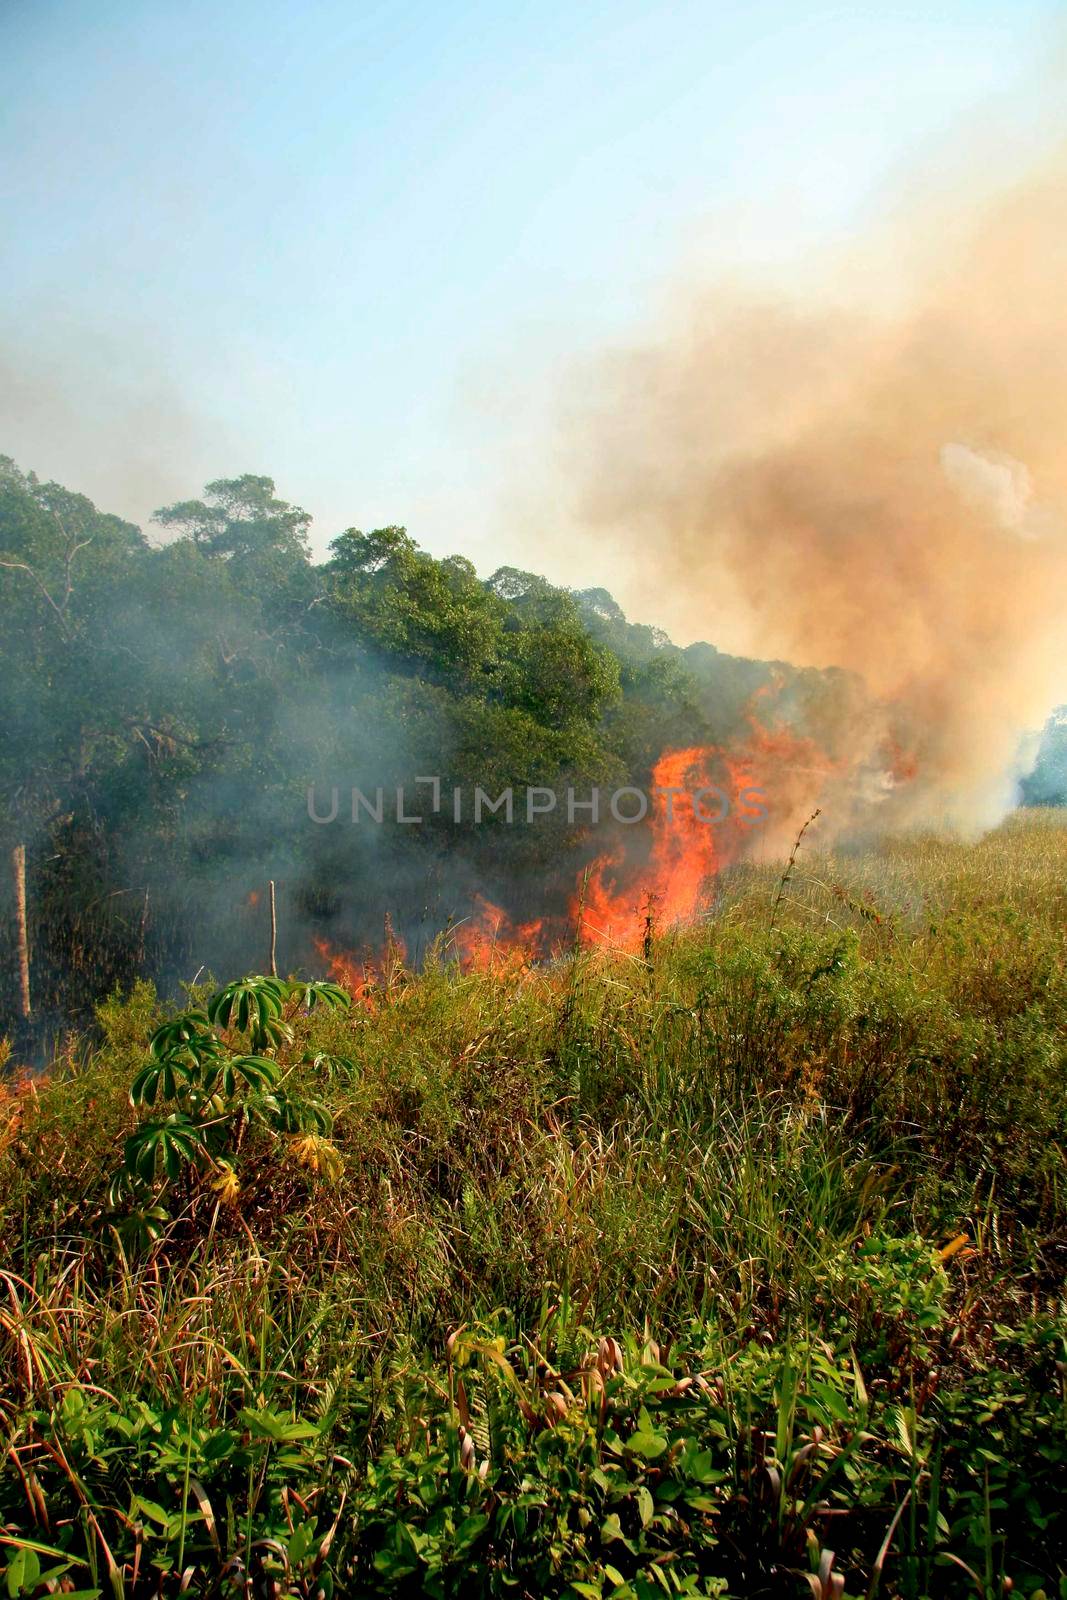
{"left": 0, "top": 319, "right": 230, "bottom": 530}
{"left": 562, "top": 151, "right": 1067, "bottom": 836}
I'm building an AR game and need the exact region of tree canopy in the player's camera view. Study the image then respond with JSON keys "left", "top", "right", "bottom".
{"left": 1, "top": 457, "right": 1061, "bottom": 1029}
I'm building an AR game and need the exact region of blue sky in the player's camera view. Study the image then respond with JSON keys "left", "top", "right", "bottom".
{"left": 1, "top": 0, "right": 1061, "bottom": 598}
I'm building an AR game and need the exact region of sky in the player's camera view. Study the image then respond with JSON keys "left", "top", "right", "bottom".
{"left": 1, "top": 0, "right": 1063, "bottom": 618}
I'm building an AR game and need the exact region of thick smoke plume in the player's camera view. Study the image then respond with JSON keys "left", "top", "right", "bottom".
{"left": 566, "top": 153, "right": 1067, "bottom": 836}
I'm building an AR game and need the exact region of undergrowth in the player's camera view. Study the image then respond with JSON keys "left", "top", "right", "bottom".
{"left": 0, "top": 813, "right": 1064, "bottom": 1597}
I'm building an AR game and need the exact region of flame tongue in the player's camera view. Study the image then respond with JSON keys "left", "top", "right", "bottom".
{"left": 451, "top": 894, "right": 545, "bottom": 969}
{"left": 577, "top": 747, "right": 723, "bottom": 946}
{"left": 312, "top": 701, "right": 863, "bottom": 976}
{"left": 575, "top": 713, "right": 843, "bottom": 948}
{"left": 312, "top": 933, "right": 406, "bottom": 1011}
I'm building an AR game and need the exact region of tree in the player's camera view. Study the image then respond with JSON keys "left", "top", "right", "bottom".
{"left": 325, "top": 525, "right": 507, "bottom": 691}
{"left": 0, "top": 465, "right": 318, "bottom": 1022}
{"left": 154, "top": 475, "right": 311, "bottom": 562}
{"left": 0, "top": 453, "right": 859, "bottom": 1030}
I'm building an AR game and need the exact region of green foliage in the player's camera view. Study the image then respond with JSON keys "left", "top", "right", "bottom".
{"left": 1, "top": 453, "right": 1064, "bottom": 1029}
{"left": 152, "top": 474, "right": 312, "bottom": 561}
{"left": 0, "top": 459, "right": 664, "bottom": 1021}
{"left": 208, "top": 975, "right": 294, "bottom": 1049}
{"left": 1, "top": 1306, "right": 1064, "bottom": 1596}
{"left": 1, "top": 815, "right": 1066, "bottom": 1595}
{"left": 106, "top": 975, "right": 347, "bottom": 1220}
{"left": 1019, "top": 710, "right": 1067, "bottom": 807}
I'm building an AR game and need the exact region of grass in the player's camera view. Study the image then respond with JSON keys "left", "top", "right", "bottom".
{"left": 0, "top": 810, "right": 1065, "bottom": 1598}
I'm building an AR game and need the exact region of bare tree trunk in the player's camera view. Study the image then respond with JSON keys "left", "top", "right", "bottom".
{"left": 12, "top": 844, "right": 30, "bottom": 1021}
{"left": 268, "top": 880, "right": 278, "bottom": 977}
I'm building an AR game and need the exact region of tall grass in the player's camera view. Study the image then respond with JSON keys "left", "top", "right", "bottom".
{"left": 0, "top": 812, "right": 1064, "bottom": 1597}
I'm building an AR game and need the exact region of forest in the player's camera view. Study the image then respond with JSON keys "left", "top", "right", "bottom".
{"left": 4, "top": 455, "right": 1065, "bottom": 1038}
{"left": 2, "top": 456, "right": 1067, "bottom": 1596}
{"left": 0, "top": 456, "right": 869, "bottom": 1034}
{"left": 3, "top": 455, "right": 1064, "bottom": 1041}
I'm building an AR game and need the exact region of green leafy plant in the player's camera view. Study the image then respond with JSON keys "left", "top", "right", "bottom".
{"left": 107, "top": 975, "right": 352, "bottom": 1228}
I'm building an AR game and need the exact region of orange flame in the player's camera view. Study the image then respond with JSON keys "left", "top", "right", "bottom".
{"left": 450, "top": 893, "right": 545, "bottom": 970}
{"left": 576, "top": 747, "right": 725, "bottom": 947}
{"left": 312, "top": 938, "right": 380, "bottom": 1010}
{"left": 575, "top": 713, "right": 846, "bottom": 948}
{"left": 311, "top": 698, "right": 866, "bottom": 991}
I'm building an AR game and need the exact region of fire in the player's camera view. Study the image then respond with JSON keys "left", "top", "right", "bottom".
{"left": 310, "top": 696, "right": 873, "bottom": 992}
{"left": 312, "top": 936, "right": 399, "bottom": 1011}
{"left": 883, "top": 736, "right": 920, "bottom": 785}
{"left": 314, "top": 898, "right": 545, "bottom": 997}
{"left": 723, "top": 715, "right": 843, "bottom": 847}
{"left": 576, "top": 747, "right": 726, "bottom": 947}
{"left": 450, "top": 894, "right": 545, "bottom": 970}
{"left": 574, "top": 712, "right": 846, "bottom": 948}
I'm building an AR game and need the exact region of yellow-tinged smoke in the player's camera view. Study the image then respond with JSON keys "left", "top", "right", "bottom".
{"left": 568, "top": 154, "right": 1067, "bottom": 835}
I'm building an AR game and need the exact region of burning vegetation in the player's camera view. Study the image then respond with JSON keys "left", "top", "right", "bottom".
{"left": 2, "top": 814, "right": 1066, "bottom": 1595}
{"left": 4, "top": 17, "right": 1067, "bottom": 1598}
{"left": 559, "top": 153, "right": 1067, "bottom": 840}
{"left": 6, "top": 126, "right": 1067, "bottom": 1046}
{"left": 0, "top": 453, "right": 942, "bottom": 1030}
